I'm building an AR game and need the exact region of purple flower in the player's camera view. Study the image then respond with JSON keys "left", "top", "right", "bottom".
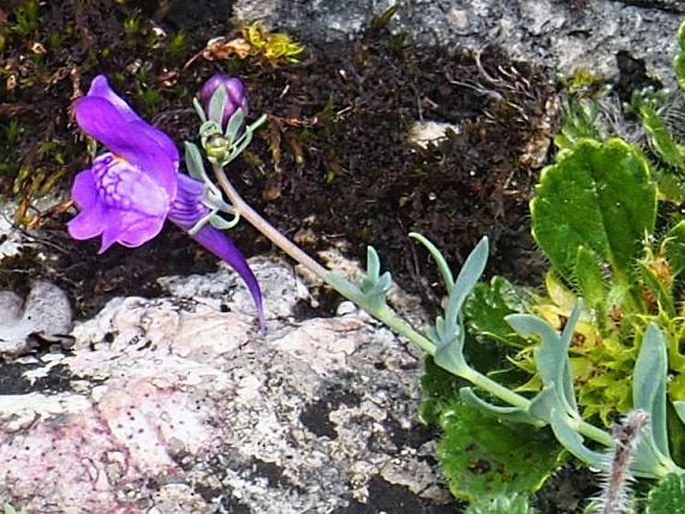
{"left": 168, "top": 174, "right": 264, "bottom": 328}
{"left": 198, "top": 74, "right": 248, "bottom": 128}
{"left": 69, "top": 75, "right": 264, "bottom": 328}
{"left": 68, "top": 76, "right": 178, "bottom": 251}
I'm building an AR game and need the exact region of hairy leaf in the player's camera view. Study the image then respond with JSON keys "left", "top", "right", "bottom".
{"left": 531, "top": 138, "right": 656, "bottom": 281}
{"left": 418, "top": 356, "right": 465, "bottom": 426}
{"left": 646, "top": 473, "right": 685, "bottom": 514}
{"left": 637, "top": 261, "right": 676, "bottom": 316}
{"left": 437, "top": 402, "right": 564, "bottom": 502}
{"left": 465, "top": 493, "right": 535, "bottom": 514}
{"left": 465, "top": 276, "right": 528, "bottom": 347}
{"left": 575, "top": 246, "right": 607, "bottom": 311}
{"left": 640, "top": 104, "right": 685, "bottom": 171}
{"left": 664, "top": 221, "right": 685, "bottom": 277}
{"left": 676, "top": 20, "right": 685, "bottom": 91}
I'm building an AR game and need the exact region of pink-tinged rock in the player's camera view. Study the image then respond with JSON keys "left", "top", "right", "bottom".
{"left": 0, "top": 260, "right": 450, "bottom": 512}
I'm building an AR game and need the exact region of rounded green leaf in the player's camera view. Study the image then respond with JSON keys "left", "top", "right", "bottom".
{"left": 437, "top": 403, "right": 565, "bottom": 501}
{"left": 531, "top": 138, "right": 656, "bottom": 281}
{"left": 646, "top": 473, "right": 685, "bottom": 514}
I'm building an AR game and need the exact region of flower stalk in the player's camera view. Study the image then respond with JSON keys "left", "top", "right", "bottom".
{"left": 211, "top": 160, "right": 625, "bottom": 451}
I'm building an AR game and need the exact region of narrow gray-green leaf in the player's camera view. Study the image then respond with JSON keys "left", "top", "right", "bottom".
{"left": 184, "top": 141, "right": 207, "bottom": 181}
{"left": 558, "top": 302, "right": 582, "bottom": 414}
{"left": 409, "top": 232, "right": 455, "bottom": 290}
{"left": 444, "top": 237, "right": 489, "bottom": 334}
{"left": 208, "top": 85, "right": 228, "bottom": 127}
{"left": 366, "top": 246, "right": 381, "bottom": 281}
{"left": 225, "top": 107, "right": 246, "bottom": 143}
{"left": 634, "top": 324, "right": 669, "bottom": 457}
{"left": 192, "top": 97, "right": 207, "bottom": 122}
{"left": 460, "top": 387, "right": 545, "bottom": 427}
{"left": 506, "top": 311, "right": 579, "bottom": 417}
{"left": 548, "top": 407, "right": 608, "bottom": 470}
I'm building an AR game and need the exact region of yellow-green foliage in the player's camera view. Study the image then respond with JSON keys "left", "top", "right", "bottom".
{"left": 242, "top": 23, "right": 305, "bottom": 64}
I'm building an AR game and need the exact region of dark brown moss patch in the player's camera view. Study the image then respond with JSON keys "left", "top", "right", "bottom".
{"left": 0, "top": 0, "right": 556, "bottom": 318}
{"left": 238, "top": 38, "right": 556, "bottom": 301}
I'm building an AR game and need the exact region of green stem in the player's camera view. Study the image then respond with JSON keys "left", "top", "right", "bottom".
{"left": 458, "top": 366, "right": 614, "bottom": 445}
{"left": 212, "top": 164, "right": 617, "bottom": 450}
{"left": 212, "top": 164, "right": 437, "bottom": 356}
{"left": 459, "top": 366, "right": 531, "bottom": 410}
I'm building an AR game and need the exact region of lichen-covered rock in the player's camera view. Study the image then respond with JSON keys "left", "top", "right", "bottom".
{"left": 0, "top": 281, "right": 73, "bottom": 356}
{"left": 0, "top": 259, "right": 452, "bottom": 513}
{"left": 232, "top": 0, "right": 682, "bottom": 89}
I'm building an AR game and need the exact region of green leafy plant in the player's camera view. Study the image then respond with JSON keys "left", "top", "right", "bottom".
{"left": 4, "top": 504, "right": 28, "bottom": 514}
{"left": 465, "top": 493, "right": 535, "bottom": 514}
{"left": 436, "top": 402, "right": 564, "bottom": 501}
{"left": 241, "top": 23, "right": 305, "bottom": 64}
{"left": 187, "top": 81, "right": 685, "bottom": 509}
{"left": 411, "top": 21, "right": 685, "bottom": 509}
{"left": 646, "top": 473, "right": 685, "bottom": 513}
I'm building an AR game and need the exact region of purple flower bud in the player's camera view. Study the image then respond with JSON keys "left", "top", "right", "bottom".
{"left": 198, "top": 74, "right": 248, "bottom": 128}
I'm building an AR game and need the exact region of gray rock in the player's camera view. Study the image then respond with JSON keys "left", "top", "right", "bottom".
{"left": 0, "top": 259, "right": 450, "bottom": 512}
{"left": 0, "top": 281, "right": 73, "bottom": 356}
{"left": 232, "top": 0, "right": 683, "bottom": 88}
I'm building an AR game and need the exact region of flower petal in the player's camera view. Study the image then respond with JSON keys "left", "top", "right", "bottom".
{"left": 87, "top": 75, "right": 140, "bottom": 123}
{"left": 183, "top": 222, "right": 265, "bottom": 330}
{"left": 75, "top": 96, "right": 178, "bottom": 198}
{"left": 85, "top": 76, "right": 179, "bottom": 166}
{"left": 105, "top": 157, "right": 171, "bottom": 217}
{"left": 167, "top": 174, "right": 207, "bottom": 230}
{"left": 71, "top": 169, "right": 99, "bottom": 210}
{"left": 98, "top": 208, "right": 167, "bottom": 253}
{"left": 168, "top": 173, "right": 264, "bottom": 327}
{"left": 67, "top": 200, "right": 108, "bottom": 241}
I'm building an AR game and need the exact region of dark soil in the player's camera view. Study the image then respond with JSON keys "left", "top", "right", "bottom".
{"left": 0, "top": 1, "right": 573, "bottom": 512}
{"left": 0, "top": 0, "right": 554, "bottom": 320}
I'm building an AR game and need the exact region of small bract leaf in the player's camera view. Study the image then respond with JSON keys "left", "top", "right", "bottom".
{"left": 208, "top": 84, "right": 228, "bottom": 127}
{"left": 208, "top": 212, "right": 240, "bottom": 230}
{"left": 192, "top": 97, "right": 207, "bottom": 122}
{"left": 225, "top": 107, "right": 246, "bottom": 143}
{"left": 184, "top": 142, "right": 207, "bottom": 181}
